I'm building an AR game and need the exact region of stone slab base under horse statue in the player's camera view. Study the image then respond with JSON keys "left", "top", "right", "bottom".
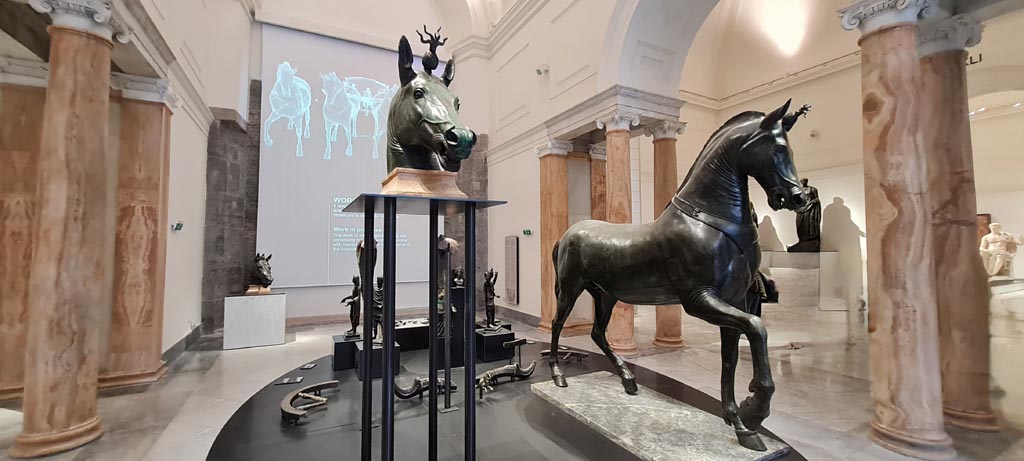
{"left": 533, "top": 371, "right": 790, "bottom": 461}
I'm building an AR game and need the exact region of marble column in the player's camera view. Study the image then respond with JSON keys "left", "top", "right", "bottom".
{"left": 598, "top": 112, "right": 640, "bottom": 356}
{"left": 918, "top": 16, "right": 999, "bottom": 432}
{"left": 839, "top": 1, "right": 954, "bottom": 459}
{"left": 589, "top": 145, "right": 607, "bottom": 222}
{"left": 100, "top": 75, "right": 175, "bottom": 389}
{"left": 537, "top": 140, "right": 571, "bottom": 333}
{"left": 647, "top": 120, "right": 686, "bottom": 349}
{"left": 10, "top": 1, "right": 125, "bottom": 457}
{"left": 0, "top": 65, "right": 47, "bottom": 401}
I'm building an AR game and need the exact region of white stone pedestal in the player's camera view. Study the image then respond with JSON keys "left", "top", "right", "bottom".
{"left": 223, "top": 293, "right": 287, "bottom": 350}
{"left": 760, "top": 251, "right": 844, "bottom": 310}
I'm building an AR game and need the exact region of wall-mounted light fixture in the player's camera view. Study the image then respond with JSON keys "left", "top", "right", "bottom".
{"left": 536, "top": 64, "right": 549, "bottom": 76}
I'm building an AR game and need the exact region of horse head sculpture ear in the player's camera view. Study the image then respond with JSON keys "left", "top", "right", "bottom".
{"left": 760, "top": 98, "right": 792, "bottom": 131}
{"left": 443, "top": 56, "right": 455, "bottom": 87}
{"left": 398, "top": 35, "right": 416, "bottom": 86}
{"left": 267, "top": 254, "right": 272, "bottom": 261}
{"left": 782, "top": 104, "right": 812, "bottom": 132}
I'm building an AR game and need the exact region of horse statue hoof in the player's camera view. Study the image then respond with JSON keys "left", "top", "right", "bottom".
{"left": 552, "top": 375, "right": 568, "bottom": 388}
{"left": 735, "top": 430, "right": 767, "bottom": 452}
{"left": 622, "top": 378, "right": 638, "bottom": 395}
{"left": 738, "top": 397, "right": 765, "bottom": 432}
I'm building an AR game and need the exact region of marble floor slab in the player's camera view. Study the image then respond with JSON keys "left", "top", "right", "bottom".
{"left": 533, "top": 371, "right": 790, "bottom": 461}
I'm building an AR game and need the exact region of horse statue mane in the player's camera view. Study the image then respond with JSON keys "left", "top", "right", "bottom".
{"left": 386, "top": 29, "right": 477, "bottom": 173}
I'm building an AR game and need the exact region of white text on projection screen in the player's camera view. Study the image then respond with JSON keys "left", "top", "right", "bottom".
{"left": 257, "top": 24, "right": 439, "bottom": 288}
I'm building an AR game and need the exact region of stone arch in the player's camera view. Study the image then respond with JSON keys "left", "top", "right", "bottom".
{"left": 599, "top": 0, "right": 719, "bottom": 97}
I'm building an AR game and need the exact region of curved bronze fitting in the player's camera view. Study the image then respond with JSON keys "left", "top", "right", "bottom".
{"left": 394, "top": 377, "right": 457, "bottom": 400}
{"left": 280, "top": 380, "right": 340, "bottom": 425}
{"left": 475, "top": 361, "right": 538, "bottom": 397}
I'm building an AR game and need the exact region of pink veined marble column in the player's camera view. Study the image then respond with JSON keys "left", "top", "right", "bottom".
{"left": 840, "top": 2, "right": 954, "bottom": 459}
{"left": 918, "top": 16, "right": 999, "bottom": 432}
{"left": 599, "top": 113, "right": 640, "bottom": 357}
{"left": 648, "top": 121, "right": 686, "bottom": 348}
{"left": 10, "top": 19, "right": 116, "bottom": 460}
{"left": 537, "top": 140, "right": 571, "bottom": 333}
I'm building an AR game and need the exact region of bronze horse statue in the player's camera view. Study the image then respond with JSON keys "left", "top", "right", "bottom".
{"left": 387, "top": 31, "right": 476, "bottom": 173}
{"left": 548, "top": 100, "right": 811, "bottom": 452}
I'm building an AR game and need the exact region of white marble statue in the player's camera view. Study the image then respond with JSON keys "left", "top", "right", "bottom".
{"left": 980, "top": 223, "right": 1022, "bottom": 277}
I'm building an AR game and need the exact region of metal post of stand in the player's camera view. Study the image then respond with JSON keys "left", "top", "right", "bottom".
{"left": 360, "top": 201, "right": 375, "bottom": 461}
{"left": 443, "top": 246, "right": 454, "bottom": 411}
{"left": 463, "top": 202, "right": 477, "bottom": 460}
{"left": 381, "top": 197, "right": 397, "bottom": 461}
{"left": 426, "top": 201, "right": 439, "bottom": 461}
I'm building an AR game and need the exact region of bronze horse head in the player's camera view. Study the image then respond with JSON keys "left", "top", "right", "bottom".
{"left": 252, "top": 253, "right": 273, "bottom": 288}
{"left": 387, "top": 33, "right": 476, "bottom": 173}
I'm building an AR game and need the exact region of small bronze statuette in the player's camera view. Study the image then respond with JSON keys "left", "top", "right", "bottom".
{"left": 341, "top": 275, "right": 362, "bottom": 338}
{"left": 371, "top": 276, "right": 385, "bottom": 342}
{"left": 787, "top": 178, "right": 821, "bottom": 253}
{"left": 415, "top": 25, "right": 447, "bottom": 75}
{"left": 483, "top": 268, "right": 501, "bottom": 330}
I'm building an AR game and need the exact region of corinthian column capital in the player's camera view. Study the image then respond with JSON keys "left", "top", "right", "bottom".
{"left": 596, "top": 112, "right": 640, "bottom": 133}
{"left": 29, "top": 0, "right": 130, "bottom": 43}
{"left": 535, "top": 139, "right": 573, "bottom": 158}
{"left": 645, "top": 120, "right": 686, "bottom": 141}
{"left": 918, "top": 14, "right": 983, "bottom": 58}
{"left": 838, "top": 0, "right": 938, "bottom": 36}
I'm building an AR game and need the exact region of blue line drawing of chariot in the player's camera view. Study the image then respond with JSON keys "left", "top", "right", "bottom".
{"left": 321, "top": 73, "right": 398, "bottom": 160}
{"left": 264, "top": 61, "right": 312, "bottom": 158}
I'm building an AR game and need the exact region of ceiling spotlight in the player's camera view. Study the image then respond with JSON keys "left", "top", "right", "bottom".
{"left": 969, "top": 111, "right": 976, "bottom": 116}
{"left": 978, "top": 107, "right": 987, "bottom": 112}
{"left": 1014, "top": 103, "right": 1022, "bottom": 108}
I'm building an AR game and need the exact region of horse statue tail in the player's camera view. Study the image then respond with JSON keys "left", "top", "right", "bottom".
{"left": 551, "top": 240, "right": 561, "bottom": 298}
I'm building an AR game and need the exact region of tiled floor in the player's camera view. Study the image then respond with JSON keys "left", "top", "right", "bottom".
{"left": 1, "top": 303, "right": 1022, "bottom": 461}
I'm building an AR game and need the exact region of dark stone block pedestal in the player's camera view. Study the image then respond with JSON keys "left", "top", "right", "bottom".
{"left": 433, "top": 337, "right": 465, "bottom": 370}
{"left": 395, "top": 321, "right": 430, "bottom": 351}
{"left": 332, "top": 334, "right": 360, "bottom": 371}
{"left": 475, "top": 328, "right": 514, "bottom": 362}
{"left": 355, "top": 341, "right": 400, "bottom": 381}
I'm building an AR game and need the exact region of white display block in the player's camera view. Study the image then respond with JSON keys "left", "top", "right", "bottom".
{"left": 760, "top": 251, "right": 845, "bottom": 311}
{"left": 223, "top": 293, "right": 287, "bottom": 350}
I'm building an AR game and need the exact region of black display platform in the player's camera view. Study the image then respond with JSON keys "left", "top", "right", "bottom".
{"left": 355, "top": 341, "right": 400, "bottom": 380}
{"left": 208, "top": 343, "right": 805, "bottom": 461}
{"left": 475, "top": 320, "right": 512, "bottom": 331}
{"left": 332, "top": 335, "right": 359, "bottom": 371}
{"left": 474, "top": 328, "right": 514, "bottom": 362}
{"left": 395, "top": 321, "right": 430, "bottom": 351}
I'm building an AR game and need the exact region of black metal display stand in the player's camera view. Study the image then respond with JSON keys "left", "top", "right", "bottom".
{"left": 343, "top": 193, "right": 505, "bottom": 461}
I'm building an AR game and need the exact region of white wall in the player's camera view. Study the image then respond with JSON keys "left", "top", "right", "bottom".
{"left": 489, "top": 152, "right": 541, "bottom": 317}
{"left": 162, "top": 81, "right": 209, "bottom": 352}
{"left": 257, "top": 0, "right": 444, "bottom": 51}
{"left": 206, "top": 0, "right": 254, "bottom": 117}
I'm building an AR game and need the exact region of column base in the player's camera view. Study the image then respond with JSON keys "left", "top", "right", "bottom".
{"left": 537, "top": 321, "right": 591, "bottom": 337}
{"left": 652, "top": 337, "right": 686, "bottom": 348}
{"left": 0, "top": 386, "right": 22, "bottom": 402}
{"left": 609, "top": 341, "right": 640, "bottom": 357}
{"left": 870, "top": 421, "right": 955, "bottom": 461}
{"left": 98, "top": 364, "right": 168, "bottom": 389}
{"left": 944, "top": 407, "right": 1001, "bottom": 432}
{"left": 8, "top": 415, "right": 103, "bottom": 458}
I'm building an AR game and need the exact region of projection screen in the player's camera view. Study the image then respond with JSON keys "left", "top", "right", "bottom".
{"left": 257, "top": 24, "right": 438, "bottom": 292}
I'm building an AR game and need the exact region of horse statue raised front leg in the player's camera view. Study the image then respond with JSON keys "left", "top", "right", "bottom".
{"left": 548, "top": 100, "right": 812, "bottom": 452}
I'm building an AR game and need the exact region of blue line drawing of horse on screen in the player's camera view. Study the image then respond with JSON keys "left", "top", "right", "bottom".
{"left": 321, "top": 73, "right": 398, "bottom": 160}
{"left": 264, "top": 61, "right": 312, "bottom": 157}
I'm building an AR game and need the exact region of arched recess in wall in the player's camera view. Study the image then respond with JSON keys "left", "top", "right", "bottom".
{"left": 599, "top": 0, "right": 720, "bottom": 97}
{"left": 426, "top": 0, "right": 491, "bottom": 44}
{"left": 968, "top": 65, "right": 1024, "bottom": 98}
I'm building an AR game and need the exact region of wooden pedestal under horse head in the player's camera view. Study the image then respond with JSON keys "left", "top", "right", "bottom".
{"left": 387, "top": 29, "right": 476, "bottom": 173}
{"left": 547, "top": 99, "right": 812, "bottom": 452}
